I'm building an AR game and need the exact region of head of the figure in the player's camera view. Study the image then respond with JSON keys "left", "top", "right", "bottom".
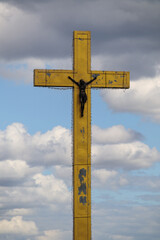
{"left": 79, "top": 79, "right": 85, "bottom": 86}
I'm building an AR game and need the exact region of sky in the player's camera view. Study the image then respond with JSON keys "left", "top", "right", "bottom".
{"left": 0, "top": 0, "right": 160, "bottom": 240}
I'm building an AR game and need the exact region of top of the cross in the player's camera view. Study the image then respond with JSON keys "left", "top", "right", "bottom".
{"left": 34, "top": 30, "right": 130, "bottom": 89}
{"left": 73, "top": 31, "right": 91, "bottom": 40}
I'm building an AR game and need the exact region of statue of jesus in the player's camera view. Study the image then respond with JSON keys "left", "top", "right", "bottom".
{"left": 68, "top": 76, "right": 97, "bottom": 117}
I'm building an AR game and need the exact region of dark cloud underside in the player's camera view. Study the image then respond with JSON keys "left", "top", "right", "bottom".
{"left": 0, "top": 0, "right": 160, "bottom": 79}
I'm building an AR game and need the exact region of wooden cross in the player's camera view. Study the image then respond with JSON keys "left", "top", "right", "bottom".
{"left": 34, "top": 31, "right": 130, "bottom": 240}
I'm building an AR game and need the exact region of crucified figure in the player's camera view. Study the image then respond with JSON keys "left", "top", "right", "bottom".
{"left": 68, "top": 76, "right": 97, "bottom": 117}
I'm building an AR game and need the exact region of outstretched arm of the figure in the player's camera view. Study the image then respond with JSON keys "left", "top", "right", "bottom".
{"left": 86, "top": 76, "right": 97, "bottom": 86}
{"left": 68, "top": 76, "right": 79, "bottom": 86}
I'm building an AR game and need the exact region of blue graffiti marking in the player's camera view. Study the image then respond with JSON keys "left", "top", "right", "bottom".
{"left": 47, "top": 73, "right": 51, "bottom": 77}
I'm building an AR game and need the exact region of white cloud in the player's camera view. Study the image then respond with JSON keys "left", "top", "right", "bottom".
{"left": 131, "top": 175, "right": 160, "bottom": 192}
{"left": 93, "top": 169, "right": 117, "bottom": 183}
{"left": 91, "top": 125, "right": 160, "bottom": 170}
{"left": 92, "top": 205, "right": 160, "bottom": 240}
{"left": 0, "top": 123, "right": 72, "bottom": 166}
{"left": 53, "top": 165, "right": 72, "bottom": 187}
{"left": 92, "top": 169, "right": 128, "bottom": 189}
{"left": 33, "top": 173, "right": 70, "bottom": 204}
{"left": 92, "top": 125, "right": 143, "bottom": 144}
{"left": 92, "top": 141, "right": 159, "bottom": 170}
{"left": 0, "top": 160, "right": 41, "bottom": 183}
{"left": 0, "top": 172, "right": 71, "bottom": 210}
{"left": 0, "top": 123, "right": 159, "bottom": 239}
{"left": 0, "top": 57, "right": 72, "bottom": 83}
{"left": 6, "top": 208, "right": 33, "bottom": 216}
{"left": 0, "top": 216, "right": 38, "bottom": 235}
{"left": 36, "top": 229, "right": 71, "bottom": 240}
{"left": 109, "top": 235, "right": 133, "bottom": 240}
{"left": 101, "top": 75, "right": 160, "bottom": 123}
{"left": 0, "top": 123, "right": 159, "bottom": 172}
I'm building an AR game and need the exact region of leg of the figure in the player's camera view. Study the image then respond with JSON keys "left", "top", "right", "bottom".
{"left": 81, "top": 103, "right": 84, "bottom": 117}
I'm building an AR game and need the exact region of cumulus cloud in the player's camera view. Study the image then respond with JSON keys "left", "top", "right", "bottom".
{"left": 36, "top": 229, "right": 71, "bottom": 240}
{"left": 0, "top": 216, "right": 38, "bottom": 235}
{"left": 6, "top": 208, "right": 33, "bottom": 216}
{"left": 92, "top": 205, "right": 160, "bottom": 240}
{"left": 92, "top": 125, "right": 160, "bottom": 170}
{"left": 33, "top": 173, "right": 70, "bottom": 204}
{"left": 0, "top": 172, "right": 71, "bottom": 211}
{"left": 130, "top": 175, "right": 160, "bottom": 192}
{"left": 0, "top": 123, "right": 72, "bottom": 166}
{"left": 101, "top": 75, "right": 160, "bottom": 122}
{"left": 92, "top": 169, "right": 128, "bottom": 189}
{"left": 92, "top": 169, "right": 160, "bottom": 193}
{"left": 0, "top": 122, "right": 159, "bottom": 240}
{"left": 0, "top": 57, "right": 72, "bottom": 83}
{"left": 92, "top": 125, "right": 143, "bottom": 144}
{"left": 93, "top": 141, "right": 159, "bottom": 170}
{"left": 0, "top": 160, "right": 41, "bottom": 186}
{"left": 53, "top": 165, "right": 72, "bottom": 187}
{"left": 0, "top": 123, "right": 159, "bottom": 172}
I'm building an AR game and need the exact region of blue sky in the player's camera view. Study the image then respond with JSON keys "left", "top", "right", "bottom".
{"left": 0, "top": 1, "right": 160, "bottom": 240}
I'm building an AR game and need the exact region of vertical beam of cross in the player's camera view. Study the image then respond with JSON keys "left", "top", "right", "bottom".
{"left": 34, "top": 31, "right": 130, "bottom": 240}
{"left": 73, "top": 31, "right": 92, "bottom": 240}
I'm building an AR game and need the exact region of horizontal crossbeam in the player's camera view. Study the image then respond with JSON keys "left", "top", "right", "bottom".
{"left": 91, "top": 71, "right": 130, "bottom": 88}
{"left": 34, "top": 70, "right": 74, "bottom": 87}
{"left": 34, "top": 69, "right": 129, "bottom": 89}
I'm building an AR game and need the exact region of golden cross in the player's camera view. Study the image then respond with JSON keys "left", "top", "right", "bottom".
{"left": 34, "top": 31, "right": 130, "bottom": 240}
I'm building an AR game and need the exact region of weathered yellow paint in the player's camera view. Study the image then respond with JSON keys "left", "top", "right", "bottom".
{"left": 91, "top": 71, "right": 130, "bottom": 88}
{"left": 72, "top": 33, "right": 92, "bottom": 240}
{"left": 34, "top": 30, "right": 130, "bottom": 240}
{"left": 34, "top": 69, "right": 130, "bottom": 88}
{"left": 34, "top": 70, "right": 74, "bottom": 87}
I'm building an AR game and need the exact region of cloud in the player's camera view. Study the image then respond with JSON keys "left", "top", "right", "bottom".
{"left": 0, "top": 57, "right": 72, "bottom": 83}
{"left": 92, "top": 205, "right": 160, "bottom": 240}
{"left": 0, "top": 2, "right": 72, "bottom": 60}
{"left": 92, "top": 169, "right": 160, "bottom": 193}
{"left": 130, "top": 175, "right": 160, "bottom": 192}
{"left": 0, "top": 123, "right": 72, "bottom": 166}
{"left": 0, "top": 122, "right": 159, "bottom": 240}
{"left": 108, "top": 235, "right": 133, "bottom": 240}
{"left": 6, "top": 208, "right": 33, "bottom": 216}
{"left": 0, "top": 172, "right": 71, "bottom": 212}
{"left": 36, "top": 229, "right": 71, "bottom": 240}
{"left": 92, "top": 169, "right": 128, "bottom": 189}
{"left": 0, "top": 123, "right": 159, "bottom": 172}
{"left": 92, "top": 125, "right": 160, "bottom": 170}
{"left": 92, "top": 125, "right": 143, "bottom": 144}
{"left": 0, "top": 159, "right": 41, "bottom": 186}
{"left": 33, "top": 173, "right": 70, "bottom": 204}
{"left": 53, "top": 165, "right": 72, "bottom": 187}
{"left": 0, "top": 216, "right": 38, "bottom": 235}
{"left": 0, "top": 0, "right": 53, "bottom": 12}
{"left": 0, "top": 0, "right": 160, "bottom": 80}
{"left": 93, "top": 141, "right": 159, "bottom": 170}
{"left": 101, "top": 75, "right": 160, "bottom": 123}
